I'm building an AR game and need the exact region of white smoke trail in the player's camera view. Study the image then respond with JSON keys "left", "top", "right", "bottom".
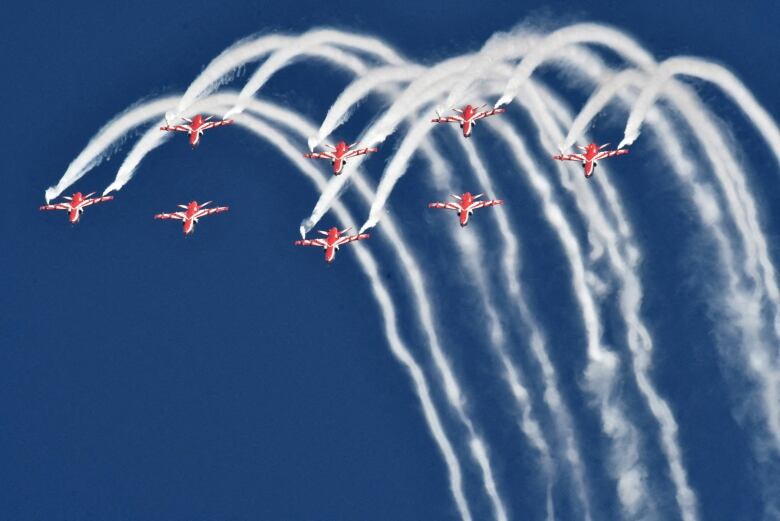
{"left": 486, "top": 37, "right": 704, "bottom": 518}
{"left": 378, "top": 59, "right": 664, "bottom": 516}
{"left": 106, "top": 45, "right": 370, "bottom": 195}
{"left": 560, "top": 56, "right": 780, "bottom": 450}
{"left": 223, "top": 29, "right": 406, "bottom": 118}
{"left": 108, "top": 30, "right": 407, "bottom": 198}
{"left": 44, "top": 22, "right": 780, "bottom": 519}
{"left": 495, "top": 23, "right": 655, "bottom": 109}
{"left": 524, "top": 81, "right": 700, "bottom": 521}
{"left": 618, "top": 57, "right": 780, "bottom": 160}
{"left": 44, "top": 96, "right": 179, "bottom": 202}
{"left": 326, "top": 44, "right": 652, "bottom": 515}
{"left": 221, "top": 45, "right": 515, "bottom": 511}
{"left": 216, "top": 93, "right": 510, "bottom": 520}
{"left": 176, "top": 33, "right": 293, "bottom": 114}
{"left": 308, "top": 64, "right": 425, "bottom": 150}
{"left": 486, "top": 113, "right": 653, "bottom": 519}
{"left": 53, "top": 30, "right": 512, "bottom": 514}
{"left": 303, "top": 33, "right": 543, "bottom": 235}
{"left": 361, "top": 116, "right": 435, "bottom": 232}
{"left": 294, "top": 38, "right": 589, "bottom": 517}
{"left": 529, "top": 25, "right": 780, "bottom": 453}
{"left": 360, "top": 59, "right": 651, "bottom": 514}
{"left": 454, "top": 129, "right": 594, "bottom": 521}
{"left": 423, "top": 135, "right": 552, "bottom": 521}
{"left": 559, "top": 68, "right": 642, "bottom": 152}
{"left": 225, "top": 109, "right": 475, "bottom": 521}
{"left": 50, "top": 34, "right": 302, "bottom": 200}
{"left": 444, "top": 28, "right": 539, "bottom": 110}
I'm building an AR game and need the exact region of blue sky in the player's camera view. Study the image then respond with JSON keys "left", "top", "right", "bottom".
{"left": 2, "top": 1, "right": 779, "bottom": 520}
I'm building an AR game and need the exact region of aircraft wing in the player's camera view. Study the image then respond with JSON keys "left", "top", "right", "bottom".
{"left": 594, "top": 149, "right": 629, "bottom": 161}
{"left": 428, "top": 202, "right": 461, "bottom": 211}
{"left": 159, "top": 124, "right": 191, "bottom": 133}
{"left": 552, "top": 153, "right": 586, "bottom": 162}
{"left": 78, "top": 195, "right": 114, "bottom": 208}
{"left": 294, "top": 238, "right": 328, "bottom": 247}
{"left": 431, "top": 116, "right": 462, "bottom": 124}
{"left": 200, "top": 119, "right": 234, "bottom": 131}
{"left": 469, "top": 199, "right": 504, "bottom": 211}
{"left": 154, "top": 212, "right": 187, "bottom": 221}
{"left": 39, "top": 203, "right": 71, "bottom": 211}
{"left": 303, "top": 152, "right": 336, "bottom": 160}
{"left": 335, "top": 233, "right": 370, "bottom": 246}
{"left": 193, "top": 206, "right": 229, "bottom": 219}
{"left": 345, "top": 147, "right": 378, "bottom": 158}
{"left": 473, "top": 107, "right": 506, "bottom": 120}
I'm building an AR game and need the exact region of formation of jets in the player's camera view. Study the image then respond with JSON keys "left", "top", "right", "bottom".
{"left": 43, "top": 105, "right": 632, "bottom": 263}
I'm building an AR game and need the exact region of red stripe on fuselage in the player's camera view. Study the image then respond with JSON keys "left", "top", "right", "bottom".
{"left": 584, "top": 161, "right": 595, "bottom": 177}
{"left": 333, "top": 158, "right": 344, "bottom": 174}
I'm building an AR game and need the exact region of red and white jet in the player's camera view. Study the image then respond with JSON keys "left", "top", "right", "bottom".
{"left": 303, "top": 141, "right": 378, "bottom": 175}
{"left": 39, "top": 191, "right": 114, "bottom": 223}
{"left": 428, "top": 192, "right": 503, "bottom": 227}
{"left": 154, "top": 200, "right": 229, "bottom": 235}
{"left": 294, "top": 227, "right": 370, "bottom": 263}
{"left": 431, "top": 104, "right": 506, "bottom": 138}
{"left": 160, "top": 114, "right": 233, "bottom": 147}
{"left": 552, "top": 143, "right": 629, "bottom": 178}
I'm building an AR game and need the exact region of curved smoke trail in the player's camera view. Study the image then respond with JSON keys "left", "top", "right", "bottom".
{"left": 43, "top": 22, "right": 780, "bottom": 520}
{"left": 223, "top": 28, "right": 406, "bottom": 117}
{"left": 561, "top": 60, "right": 780, "bottom": 452}
{"left": 106, "top": 45, "right": 369, "bottom": 195}
{"left": 219, "top": 107, "right": 476, "bottom": 521}
{"left": 618, "top": 56, "right": 780, "bottom": 161}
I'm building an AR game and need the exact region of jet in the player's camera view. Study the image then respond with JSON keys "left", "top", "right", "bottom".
{"left": 154, "top": 200, "right": 229, "bottom": 235}
{"left": 303, "top": 141, "right": 378, "bottom": 175}
{"left": 552, "top": 143, "right": 629, "bottom": 178}
{"left": 431, "top": 104, "right": 506, "bottom": 138}
{"left": 160, "top": 114, "right": 233, "bottom": 147}
{"left": 428, "top": 192, "right": 503, "bottom": 227}
{"left": 294, "top": 227, "right": 370, "bottom": 263}
{"left": 39, "top": 192, "right": 114, "bottom": 223}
